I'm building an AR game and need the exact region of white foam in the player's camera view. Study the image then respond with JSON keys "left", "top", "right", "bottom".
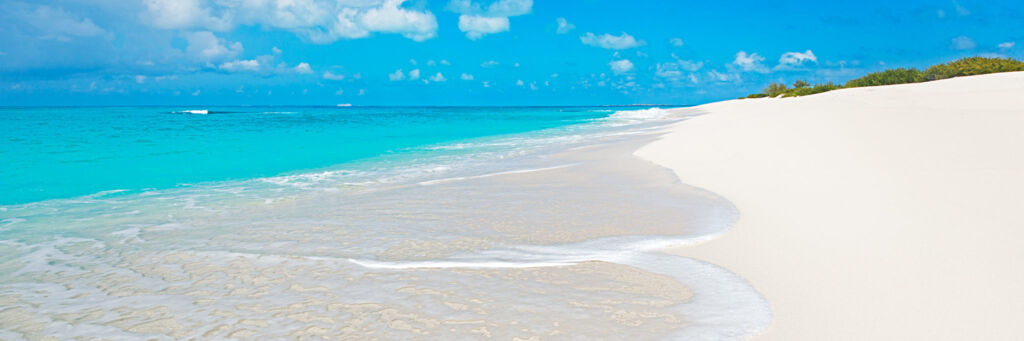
{"left": 417, "top": 164, "right": 576, "bottom": 185}
{"left": 349, "top": 234, "right": 772, "bottom": 341}
{"left": 607, "top": 107, "right": 676, "bottom": 123}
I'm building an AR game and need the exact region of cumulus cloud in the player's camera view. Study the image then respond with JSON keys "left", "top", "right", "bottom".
{"left": 323, "top": 71, "right": 345, "bottom": 80}
{"left": 707, "top": 70, "right": 738, "bottom": 82}
{"left": 11, "top": 3, "right": 113, "bottom": 42}
{"left": 732, "top": 51, "right": 768, "bottom": 73}
{"left": 135, "top": 75, "right": 147, "bottom": 84}
{"left": 429, "top": 72, "right": 446, "bottom": 82}
{"left": 460, "top": 73, "right": 474, "bottom": 80}
{"left": 669, "top": 38, "right": 684, "bottom": 47}
{"left": 952, "top": 36, "right": 976, "bottom": 50}
{"left": 294, "top": 62, "right": 313, "bottom": 74}
{"left": 458, "top": 15, "right": 510, "bottom": 40}
{"left": 580, "top": 32, "right": 646, "bottom": 50}
{"left": 219, "top": 59, "right": 260, "bottom": 72}
{"left": 183, "top": 31, "right": 243, "bottom": 62}
{"left": 388, "top": 69, "right": 405, "bottom": 81}
{"left": 448, "top": 0, "right": 532, "bottom": 40}
{"left": 609, "top": 59, "right": 634, "bottom": 74}
{"left": 776, "top": 50, "right": 817, "bottom": 70}
{"left": 480, "top": 60, "right": 499, "bottom": 68}
{"left": 999, "top": 42, "right": 1015, "bottom": 50}
{"left": 142, "top": 0, "right": 437, "bottom": 43}
{"left": 556, "top": 17, "right": 575, "bottom": 34}
{"left": 655, "top": 54, "right": 702, "bottom": 83}
{"left": 408, "top": 69, "right": 420, "bottom": 80}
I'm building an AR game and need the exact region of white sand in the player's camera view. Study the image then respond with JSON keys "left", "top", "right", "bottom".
{"left": 636, "top": 72, "right": 1024, "bottom": 340}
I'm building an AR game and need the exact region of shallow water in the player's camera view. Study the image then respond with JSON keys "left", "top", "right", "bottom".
{"left": 0, "top": 107, "right": 770, "bottom": 340}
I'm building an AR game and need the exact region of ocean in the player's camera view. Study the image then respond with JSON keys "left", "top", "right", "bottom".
{"left": 0, "top": 106, "right": 769, "bottom": 339}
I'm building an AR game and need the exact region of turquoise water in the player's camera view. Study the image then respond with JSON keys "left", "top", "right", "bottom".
{"left": 0, "top": 106, "right": 772, "bottom": 339}
{"left": 0, "top": 106, "right": 619, "bottom": 205}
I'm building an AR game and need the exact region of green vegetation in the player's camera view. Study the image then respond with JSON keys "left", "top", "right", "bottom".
{"left": 845, "top": 68, "right": 924, "bottom": 87}
{"left": 743, "top": 57, "right": 1024, "bottom": 99}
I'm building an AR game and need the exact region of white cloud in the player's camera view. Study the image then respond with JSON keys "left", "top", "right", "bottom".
{"left": 429, "top": 72, "right": 446, "bottom": 82}
{"left": 448, "top": 0, "right": 532, "bottom": 17}
{"left": 954, "top": 1, "right": 970, "bottom": 16}
{"left": 440, "top": 59, "right": 451, "bottom": 65}
{"left": 323, "top": 71, "right": 345, "bottom": 80}
{"left": 609, "top": 59, "right": 634, "bottom": 74}
{"left": 776, "top": 50, "right": 817, "bottom": 70}
{"left": 999, "top": 42, "right": 1016, "bottom": 50}
{"left": 192, "top": 89, "right": 201, "bottom": 96}
{"left": 732, "top": 51, "right": 768, "bottom": 73}
{"left": 481, "top": 60, "right": 499, "bottom": 68}
{"left": 427, "top": 60, "right": 436, "bottom": 66}
{"left": 952, "top": 36, "right": 976, "bottom": 50}
{"left": 707, "top": 70, "right": 737, "bottom": 82}
{"left": 218, "top": 59, "right": 260, "bottom": 72}
{"left": 142, "top": 0, "right": 437, "bottom": 43}
{"left": 408, "top": 68, "right": 420, "bottom": 80}
{"left": 13, "top": 3, "right": 113, "bottom": 42}
{"left": 294, "top": 62, "right": 313, "bottom": 74}
{"left": 655, "top": 64, "right": 682, "bottom": 79}
{"left": 183, "top": 31, "right": 243, "bottom": 62}
{"left": 460, "top": 73, "right": 474, "bottom": 80}
{"left": 669, "top": 38, "right": 684, "bottom": 47}
{"left": 272, "top": 46, "right": 282, "bottom": 55}
{"left": 388, "top": 69, "right": 405, "bottom": 81}
{"left": 580, "top": 32, "right": 646, "bottom": 50}
{"left": 135, "top": 75, "right": 147, "bottom": 84}
{"left": 516, "top": 79, "right": 524, "bottom": 86}
{"left": 482, "top": 81, "right": 491, "bottom": 87}
{"left": 449, "top": 0, "right": 531, "bottom": 40}
{"left": 458, "top": 15, "right": 509, "bottom": 40}
{"left": 556, "top": 17, "right": 575, "bottom": 34}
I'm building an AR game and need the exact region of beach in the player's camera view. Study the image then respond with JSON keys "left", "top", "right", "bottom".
{"left": 638, "top": 72, "right": 1024, "bottom": 340}
{"left": 2, "top": 73, "right": 1022, "bottom": 339}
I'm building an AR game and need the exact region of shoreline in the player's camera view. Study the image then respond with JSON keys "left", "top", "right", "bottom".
{"left": 637, "top": 72, "right": 1024, "bottom": 340}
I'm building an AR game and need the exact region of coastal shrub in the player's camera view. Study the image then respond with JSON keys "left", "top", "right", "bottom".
{"left": 844, "top": 68, "right": 924, "bottom": 88}
{"left": 922, "top": 57, "right": 1024, "bottom": 81}
{"left": 783, "top": 82, "right": 842, "bottom": 97}
{"left": 764, "top": 82, "right": 789, "bottom": 97}
{"left": 743, "top": 56, "right": 1024, "bottom": 99}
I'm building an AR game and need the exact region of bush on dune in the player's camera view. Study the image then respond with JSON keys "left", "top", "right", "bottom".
{"left": 783, "top": 82, "right": 842, "bottom": 97}
{"left": 844, "top": 68, "right": 925, "bottom": 87}
{"left": 921, "top": 57, "right": 1024, "bottom": 81}
{"left": 743, "top": 57, "right": 1024, "bottom": 99}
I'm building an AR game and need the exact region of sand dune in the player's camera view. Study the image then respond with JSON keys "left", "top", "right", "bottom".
{"left": 637, "top": 72, "right": 1024, "bottom": 340}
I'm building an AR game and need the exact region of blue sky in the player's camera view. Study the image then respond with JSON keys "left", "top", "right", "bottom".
{"left": 1, "top": 0, "right": 1022, "bottom": 106}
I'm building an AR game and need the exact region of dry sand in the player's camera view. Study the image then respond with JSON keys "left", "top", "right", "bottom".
{"left": 636, "top": 72, "right": 1024, "bottom": 340}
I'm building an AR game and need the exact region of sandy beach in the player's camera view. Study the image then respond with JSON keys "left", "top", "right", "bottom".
{"left": 637, "top": 72, "right": 1024, "bottom": 340}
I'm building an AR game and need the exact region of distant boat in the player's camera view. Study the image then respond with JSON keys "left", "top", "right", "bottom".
{"left": 336, "top": 104, "right": 352, "bottom": 107}
{"left": 181, "top": 110, "right": 208, "bottom": 114}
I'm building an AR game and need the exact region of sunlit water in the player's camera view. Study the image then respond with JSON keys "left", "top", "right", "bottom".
{"left": 0, "top": 106, "right": 770, "bottom": 340}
